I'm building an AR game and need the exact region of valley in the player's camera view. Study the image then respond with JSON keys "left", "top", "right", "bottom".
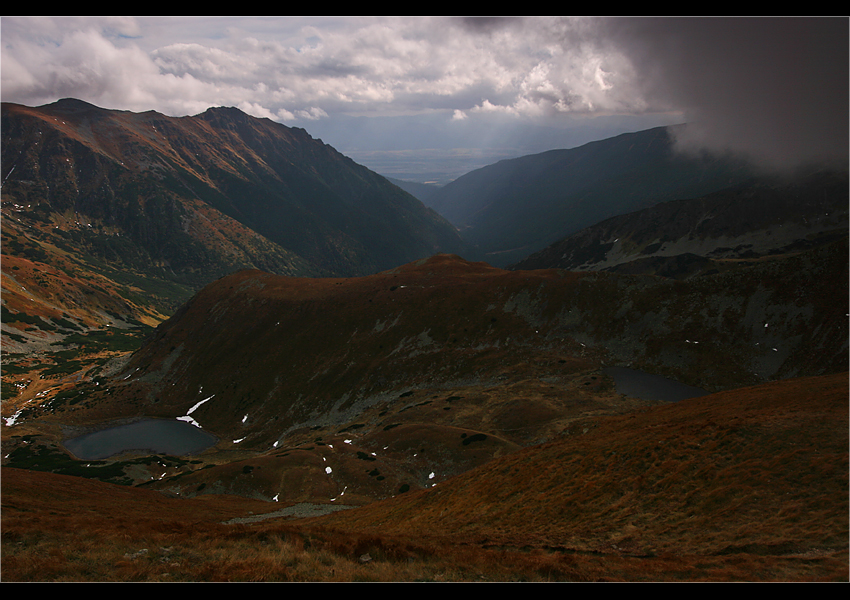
{"left": 1, "top": 100, "right": 847, "bottom": 581}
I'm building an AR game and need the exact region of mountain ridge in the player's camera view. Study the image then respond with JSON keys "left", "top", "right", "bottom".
{"left": 2, "top": 100, "right": 847, "bottom": 582}
{"left": 510, "top": 168, "right": 849, "bottom": 276}
{"left": 426, "top": 125, "right": 759, "bottom": 266}
{"left": 1, "top": 98, "right": 472, "bottom": 281}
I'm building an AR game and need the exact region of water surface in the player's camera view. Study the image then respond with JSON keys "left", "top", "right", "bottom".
{"left": 603, "top": 366, "right": 709, "bottom": 403}
{"left": 64, "top": 418, "right": 217, "bottom": 460}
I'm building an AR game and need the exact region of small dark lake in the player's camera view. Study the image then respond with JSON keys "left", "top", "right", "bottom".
{"left": 63, "top": 418, "right": 218, "bottom": 460}
{"left": 603, "top": 366, "right": 709, "bottom": 403}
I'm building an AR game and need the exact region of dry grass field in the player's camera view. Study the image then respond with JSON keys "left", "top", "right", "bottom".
{"left": 3, "top": 372, "right": 846, "bottom": 582}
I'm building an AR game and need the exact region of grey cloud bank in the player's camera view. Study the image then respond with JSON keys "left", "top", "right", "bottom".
{"left": 2, "top": 16, "right": 847, "bottom": 178}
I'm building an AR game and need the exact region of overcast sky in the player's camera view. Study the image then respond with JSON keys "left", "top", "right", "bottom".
{"left": 2, "top": 16, "right": 847, "bottom": 179}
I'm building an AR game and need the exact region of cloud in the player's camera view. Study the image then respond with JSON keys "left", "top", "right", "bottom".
{"left": 2, "top": 16, "right": 846, "bottom": 170}
{"left": 3, "top": 16, "right": 644, "bottom": 119}
{"left": 599, "top": 17, "right": 849, "bottom": 170}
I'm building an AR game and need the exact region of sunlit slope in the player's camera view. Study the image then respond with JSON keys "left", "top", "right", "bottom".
{"left": 2, "top": 98, "right": 471, "bottom": 283}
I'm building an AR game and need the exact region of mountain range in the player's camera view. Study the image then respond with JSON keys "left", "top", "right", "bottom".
{"left": 423, "top": 124, "right": 760, "bottom": 266}
{"left": 511, "top": 168, "right": 849, "bottom": 277}
{"left": 1, "top": 99, "right": 470, "bottom": 309}
{"left": 1, "top": 99, "right": 847, "bottom": 581}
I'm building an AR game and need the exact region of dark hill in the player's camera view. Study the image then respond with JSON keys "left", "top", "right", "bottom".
{"left": 56, "top": 245, "right": 847, "bottom": 466}
{"left": 511, "top": 168, "right": 849, "bottom": 277}
{"left": 427, "top": 125, "right": 756, "bottom": 266}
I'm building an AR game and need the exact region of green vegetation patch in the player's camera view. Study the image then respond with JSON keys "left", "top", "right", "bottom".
{"left": 5, "top": 443, "right": 192, "bottom": 486}
{"left": 45, "top": 387, "right": 89, "bottom": 409}
{"left": 53, "top": 326, "right": 152, "bottom": 353}
{"left": 338, "top": 423, "right": 365, "bottom": 433}
{"left": 1, "top": 305, "right": 57, "bottom": 332}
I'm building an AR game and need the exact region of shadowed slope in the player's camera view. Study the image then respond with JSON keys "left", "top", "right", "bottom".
{"left": 512, "top": 168, "right": 849, "bottom": 277}
{"left": 427, "top": 125, "right": 756, "bottom": 266}
{"left": 51, "top": 245, "right": 846, "bottom": 448}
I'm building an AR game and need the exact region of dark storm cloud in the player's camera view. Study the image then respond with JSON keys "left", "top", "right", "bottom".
{"left": 2, "top": 17, "right": 846, "bottom": 170}
{"left": 601, "top": 17, "right": 849, "bottom": 169}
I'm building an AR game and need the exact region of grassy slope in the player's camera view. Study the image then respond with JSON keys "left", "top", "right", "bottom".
{"left": 2, "top": 372, "right": 846, "bottom": 581}
{"left": 313, "top": 373, "right": 848, "bottom": 563}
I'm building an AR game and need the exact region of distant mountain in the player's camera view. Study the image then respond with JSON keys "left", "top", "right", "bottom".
{"left": 427, "top": 125, "right": 757, "bottom": 266}
{"left": 511, "top": 168, "right": 849, "bottom": 277}
{"left": 384, "top": 177, "right": 442, "bottom": 204}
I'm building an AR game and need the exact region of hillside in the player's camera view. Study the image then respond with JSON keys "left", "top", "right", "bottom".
{"left": 511, "top": 168, "right": 849, "bottom": 277}
{"left": 1, "top": 98, "right": 470, "bottom": 304}
{"left": 312, "top": 371, "right": 848, "bottom": 579}
{"left": 426, "top": 125, "right": 757, "bottom": 266}
{"left": 3, "top": 371, "right": 846, "bottom": 581}
{"left": 1, "top": 99, "right": 472, "bottom": 402}
{"left": 4, "top": 244, "right": 844, "bottom": 509}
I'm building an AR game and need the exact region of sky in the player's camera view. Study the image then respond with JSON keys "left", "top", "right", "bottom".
{"left": 2, "top": 16, "right": 847, "bottom": 183}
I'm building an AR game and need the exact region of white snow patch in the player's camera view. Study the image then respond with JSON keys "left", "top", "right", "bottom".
{"left": 187, "top": 395, "right": 215, "bottom": 414}
{"left": 331, "top": 486, "right": 347, "bottom": 502}
{"left": 178, "top": 394, "right": 215, "bottom": 427}
{"left": 4, "top": 408, "right": 25, "bottom": 427}
{"left": 176, "top": 415, "right": 202, "bottom": 428}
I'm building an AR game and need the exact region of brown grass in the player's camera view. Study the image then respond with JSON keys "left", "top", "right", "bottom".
{"left": 311, "top": 372, "right": 850, "bottom": 578}
{"left": 3, "top": 373, "right": 847, "bottom": 581}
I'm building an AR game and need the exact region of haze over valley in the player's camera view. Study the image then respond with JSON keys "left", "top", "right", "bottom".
{"left": 1, "top": 17, "right": 847, "bottom": 582}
